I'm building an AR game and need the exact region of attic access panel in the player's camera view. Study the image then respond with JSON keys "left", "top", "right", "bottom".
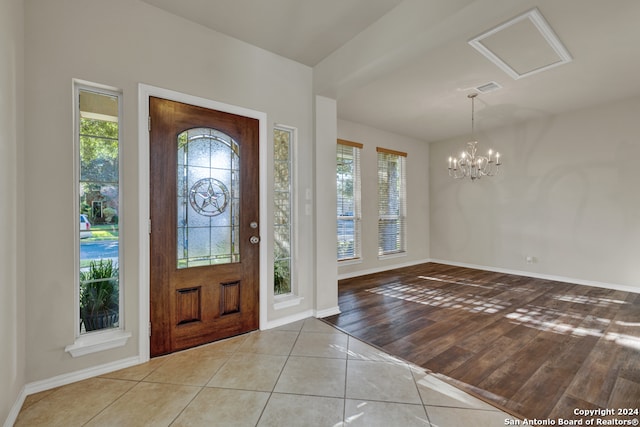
{"left": 469, "top": 8, "right": 572, "bottom": 80}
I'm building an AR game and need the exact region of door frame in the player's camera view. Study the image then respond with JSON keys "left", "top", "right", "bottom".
{"left": 137, "top": 84, "right": 268, "bottom": 361}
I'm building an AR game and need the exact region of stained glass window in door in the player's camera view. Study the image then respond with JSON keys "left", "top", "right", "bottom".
{"left": 177, "top": 128, "right": 240, "bottom": 268}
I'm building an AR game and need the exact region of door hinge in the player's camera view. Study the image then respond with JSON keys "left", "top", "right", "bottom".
{"left": 148, "top": 218, "right": 152, "bottom": 234}
{"left": 149, "top": 322, "right": 152, "bottom": 337}
{"left": 148, "top": 116, "right": 151, "bottom": 132}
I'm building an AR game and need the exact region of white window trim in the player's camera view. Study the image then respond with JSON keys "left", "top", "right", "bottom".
{"left": 273, "top": 294, "right": 304, "bottom": 310}
{"left": 378, "top": 251, "right": 408, "bottom": 261}
{"left": 338, "top": 257, "right": 363, "bottom": 266}
{"left": 67, "top": 79, "right": 129, "bottom": 357}
{"left": 65, "top": 329, "right": 132, "bottom": 358}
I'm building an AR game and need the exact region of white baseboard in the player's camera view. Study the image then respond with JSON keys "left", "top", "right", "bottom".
{"left": 337, "top": 257, "right": 638, "bottom": 294}
{"left": 258, "top": 304, "right": 341, "bottom": 329}
{"left": 315, "top": 306, "right": 341, "bottom": 318}
{"left": 338, "top": 258, "right": 430, "bottom": 280}
{"left": 4, "top": 386, "right": 26, "bottom": 427}
{"left": 263, "top": 309, "right": 314, "bottom": 330}
{"left": 260, "top": 305, "right": 341, "bottom": 329}
{"left": 24, "top": 356, "right": 141, "bottom": 396}
{"left": 4, "top": 355, "right": 141, "bottom": 427}
{"left": 429, "top": 258, "right": 640, "bottom": 294}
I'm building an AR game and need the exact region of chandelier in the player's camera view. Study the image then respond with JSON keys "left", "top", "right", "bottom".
{"left": 448, "top": 93, "right": 501, "bottom": 181}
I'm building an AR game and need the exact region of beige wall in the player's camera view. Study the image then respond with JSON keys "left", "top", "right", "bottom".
{"left": 337, "top": 119, "right": 430, "bottom": 278}
{"left": 0, "top": 0, "right": 25, "bottom": 422}
{"left": 24, "top": 0, "right": 315, "bottom": 383}
{"left": 430, "top": 96, "right": 640, "bottom": 289}
{"left": 315, "top": 97, "right": 339, "bottom": 312}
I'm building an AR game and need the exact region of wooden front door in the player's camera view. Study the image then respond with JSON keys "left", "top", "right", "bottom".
{"left": 149, "top": 97, "right": 260, "bottom": 357}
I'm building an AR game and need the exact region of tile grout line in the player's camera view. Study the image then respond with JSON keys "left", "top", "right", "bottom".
{"left": 253, "top": 320, "right": 305, "bottom": 426}
{"left": 167, "top": 386, "right": 207, "bottom": 427}
{"left": 17, "top": 319, "right": 519, "bottom": 426}
{"left": 410, "top": 367, "right": 433, "bottom": 426}
{"left": 80, "top": 378, "right": 140, "bottom": 426}
{"left": 163, "top": 342, "right": 242, "bottom": 427}
{"left": 78, "top": 356, "right": 171, "bottom": 425}
{"left": 149, "top": 337, "right": 240, "bottom": 426}
{"left": 324, "top": 316, "right": 519, "bottom": 422}
{"left": 152, "top": 332, "right": 250, "bottom": 426}
{"left": 342, "top": 336, "right": 351, "bottom": 425}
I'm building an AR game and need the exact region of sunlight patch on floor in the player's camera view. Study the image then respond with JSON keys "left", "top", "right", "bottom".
{"left": 367, "top": 281, "right": 640, "bottom": 352}
{"left": 366, "top": 282, "right": 508, "bottom": 315}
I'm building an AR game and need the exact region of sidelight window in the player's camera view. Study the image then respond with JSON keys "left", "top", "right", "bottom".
{"left": 273, "top": 126, "right": 295, "bottom": 295}
{"left": 76, "top": 83, "right": 122, "bottom": 335}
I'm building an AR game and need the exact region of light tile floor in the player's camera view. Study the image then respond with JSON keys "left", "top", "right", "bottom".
{"left": 15, "top": 318, "right": 517, "bottom": 426}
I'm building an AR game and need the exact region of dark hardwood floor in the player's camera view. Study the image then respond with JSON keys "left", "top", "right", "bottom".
{"left": 325, "top": 263, "right": 640, "bottom": 421}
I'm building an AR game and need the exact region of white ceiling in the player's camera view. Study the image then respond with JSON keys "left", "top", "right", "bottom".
{"left": 140, "top": 0, "right": 404, "bottom": 66}
{"left": 141, "top": 0, "right": 640, "bottom": 142}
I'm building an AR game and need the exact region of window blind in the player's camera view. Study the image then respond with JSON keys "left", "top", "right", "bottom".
{"left": 377, "top": 147, "right": 406, "bottom": 256}
{"left": 337, "top": 140, "right": 362, "bottom": 261}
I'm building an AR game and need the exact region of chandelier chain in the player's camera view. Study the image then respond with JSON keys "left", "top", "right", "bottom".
{"left": 470, "top": 93, "right": 475, "bottom": 137}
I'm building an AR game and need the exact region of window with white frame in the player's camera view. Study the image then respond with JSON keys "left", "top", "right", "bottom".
{"left": 337, "top": 139, "right": 362, "bottom": 261}
{"left": 273, "top": 126, "right": 295, "bottom": 295}
{"left": 76, "top": 83, "right": 122, "bottom": 335}
{"left": 377, "top": 147, "right": 407, "bottom": 256}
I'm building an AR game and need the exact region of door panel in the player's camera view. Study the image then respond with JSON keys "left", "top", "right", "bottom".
{"left": 150, "top": 97, "right": 259, "bottom": 357}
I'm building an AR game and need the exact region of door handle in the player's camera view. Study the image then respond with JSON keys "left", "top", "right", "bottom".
{"left": 250, "top": 236, "right": 260, "bottom": 244}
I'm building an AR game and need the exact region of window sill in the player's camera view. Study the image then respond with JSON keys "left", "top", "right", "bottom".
{"left": 65, "top": 329, "right": 132, "bottom": 358}
{"left": 273, "top": 295, "right": 304, "bottom": 310}
{"left": 378, "top": 251, "right": 407, "bottom": 261}
{"left": 338, "top": 258, "right": 362, "bottom": 266}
